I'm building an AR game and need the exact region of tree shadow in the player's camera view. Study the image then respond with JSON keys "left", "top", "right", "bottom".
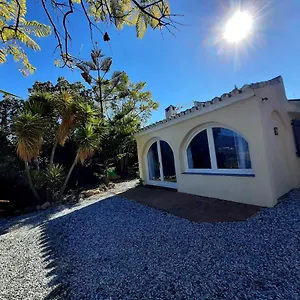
{"left": 39, "top": 193, "right": 300, "bottom": 300}
{"left": 0, "top": 200, "right": 84, "bottom": 236}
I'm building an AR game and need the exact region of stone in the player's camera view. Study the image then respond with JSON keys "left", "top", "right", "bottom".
{"left": 41, "top": 201, "right": 51, "bottom": 210}
{"left": 85, "top": 190, "right": 99, "bottom": 197}
{"left": 36, "top": 205, "right": 41, "bottom": 210}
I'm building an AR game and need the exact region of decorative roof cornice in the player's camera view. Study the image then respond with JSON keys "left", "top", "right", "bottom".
{"left": 136, "top": 76, "right": 282, "bottom": 135}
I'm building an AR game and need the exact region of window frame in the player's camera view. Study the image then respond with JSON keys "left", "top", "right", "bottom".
{"left": 145, "top": 139, "right": 177, "bottom": 188}
{"left": 184, "top": 125, "right": 254, "bottom": 175}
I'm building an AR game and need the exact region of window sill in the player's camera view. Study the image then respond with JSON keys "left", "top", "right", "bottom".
{"left": 182, "top": 172, "right": 255, "bottom": 177}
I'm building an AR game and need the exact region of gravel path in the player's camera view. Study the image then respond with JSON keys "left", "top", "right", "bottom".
{"left": 1, "top": 187, "right": 300, "bottom": 299}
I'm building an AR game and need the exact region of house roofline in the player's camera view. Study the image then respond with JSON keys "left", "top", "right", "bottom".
{"left": 135, "top": 76, "right": 282, "bottom": 137}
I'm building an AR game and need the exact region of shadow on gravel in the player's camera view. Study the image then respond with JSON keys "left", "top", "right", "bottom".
{"left": 0, "top": 210, "right": 50, "bottom": 236}
{"left": 39, "top": 194, "right": 300, "bottom": 300}
{"left": 0, "top": 200, "right": 85, "bottom": 237}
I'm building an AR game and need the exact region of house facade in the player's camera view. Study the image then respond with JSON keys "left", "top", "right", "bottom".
{"left": 135, "top": 76, "right": 300, "bottom": 207}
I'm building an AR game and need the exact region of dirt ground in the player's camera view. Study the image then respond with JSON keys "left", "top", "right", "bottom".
{"left": 92, "top": 181, "right": 261, "bottom": 222}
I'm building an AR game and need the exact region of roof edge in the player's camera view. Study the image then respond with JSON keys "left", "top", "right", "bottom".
{"left": 136, "top": 75, "right": 282, "bottom": 136}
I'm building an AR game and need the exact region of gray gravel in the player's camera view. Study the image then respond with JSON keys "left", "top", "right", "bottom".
{"left": 1, "top": 188, "right": 300, "bottom": 300}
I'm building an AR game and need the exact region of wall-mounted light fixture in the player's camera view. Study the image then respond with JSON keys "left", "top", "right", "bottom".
{"left": 274, "top": 127, "right": 279, "bottom": 135}
{"left": 262, "top": 97, "right": 269, "bottom": 101}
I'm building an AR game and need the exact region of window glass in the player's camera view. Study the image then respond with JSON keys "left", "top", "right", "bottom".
{"left": 213, "top": 128, "right": 251, "bottom": 169}
{"left": 160, "top": 140, "right": 177, "bottom": 182}
{"left": 187, "top": 130, "right": 211, "bottom": 169}
{"left": 147, "top": 142, "right": 160, "bottom": 180}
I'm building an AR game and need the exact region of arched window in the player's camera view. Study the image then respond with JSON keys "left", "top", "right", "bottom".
{"left": 186, "top": 126, "right": 253, "bottom": 174}
{"left": 147, "top": 140, "right": 177, "bottom": 187}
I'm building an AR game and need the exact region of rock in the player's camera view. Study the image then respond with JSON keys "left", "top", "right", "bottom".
{"left": 85, "top": 189, "right": 101, "bottom": 197}
{"left": 40, "top": 201, "right": 51, "bottom": 210}
{"left": 36, "top": 205, "right": 41, "bottom": 210}
{"left": 85, "top": 190, "right": 95, "bottom": 197}
{"left": 108, "top": 182, "right": 115, "bottom": 188}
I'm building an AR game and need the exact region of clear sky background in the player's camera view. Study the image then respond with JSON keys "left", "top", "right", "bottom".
{"left": 1, "top": 0, "right": 300, "bottom": 124}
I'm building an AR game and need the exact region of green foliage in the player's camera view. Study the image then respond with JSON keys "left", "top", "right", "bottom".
{"left": 11, "top": 89, "right": 101, "bottom": 201}
{"left": 5, "top": 54, "right": 158, "bottom": 204}
{"left": 75, "top": 124, "right": 101, "bottom": 164}
{"left": 0, "top": 0, "right": 173, "bottom": 74}
{"left": 13, "top": 110, "right": 46, "bottom": 162}
{"left": 72, "top": 49, "right": 158, "bottom": 178}
{"left": 0, "top": 0, "right": 51, "bottom": 75}
{"left": 44, "top": 164, "right": 65, "bottom": 198}
{"left": 0, "top": 94, "right": 23, "bottom": 133}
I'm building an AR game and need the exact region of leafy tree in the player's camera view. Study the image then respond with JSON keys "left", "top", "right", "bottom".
{"left": 0, "top": 94, "right": 23, "bottom": 133}
{"left": 1, "top": 0, "right": 176, "bottom": 74}
{"left": 0, "top": 95, "right": 29, "bottom": 206}
{"left": 0, "top": 0, "right": 51, "bottom": 75}
{"left": 12, "top": 90, "right": 102, "bottom": 202}
{"left": 73, "top": 48, "right": 158, "bottom": 179}
{"left": 29, "top": 77, "right": 92, "bottom": 99}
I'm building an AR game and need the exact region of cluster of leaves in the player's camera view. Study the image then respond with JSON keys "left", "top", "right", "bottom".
{"left": 1, "top": 49, "right": 158, "bottom": 204}
{"left": 0, "top": 95, "right": 33, "bottom": 206}
{"left": 0, "top": 0, "right": 51, "bottom": 75}
{"left": 12, "top": 86, "right": 103, "bottom": 201}
{"left": 1, "top": 0, "right": 175, "bottom": 74}
{"left": 70, "top": 48, "right": 158, "bottom": 178}
{"left": 85, "top": 0, "right": 171, "bottom": 38}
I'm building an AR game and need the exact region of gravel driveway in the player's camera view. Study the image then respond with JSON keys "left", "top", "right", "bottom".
{"left": 1, "top": 188, "right": 300, "bottom": 299}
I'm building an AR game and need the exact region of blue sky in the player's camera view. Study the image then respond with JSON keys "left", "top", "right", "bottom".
{"left": 1, "top": 0, "right": 300, "bottom": 123}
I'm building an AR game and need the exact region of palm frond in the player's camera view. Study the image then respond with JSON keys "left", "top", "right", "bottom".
{"left": 13, "top": 111, "right": 46, "bottom": 161}
{"left": 0, "top": 88, "right": 19, "bottom": 97}
{"left": 75, "top": 124, "right": 100, "bottom": 164}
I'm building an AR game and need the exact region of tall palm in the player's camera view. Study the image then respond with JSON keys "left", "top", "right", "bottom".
{"left": 49, "top": 91, "right": 76, "bottom": 169}
{"left": 49, "top": 92, "right": 97, "bottom": 168}
{"left": 59, "top": 123, "right": 101, "bottom": 199}
{"left": 13, "top": 110, "right": 46, "bottom": 200}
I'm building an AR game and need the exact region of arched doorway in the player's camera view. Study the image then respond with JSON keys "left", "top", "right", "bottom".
{"left": 147, "top": 140, "right": 177, "bottom": 188}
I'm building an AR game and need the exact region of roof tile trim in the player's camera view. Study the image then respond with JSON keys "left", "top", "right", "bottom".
{"left": 137, "top": 76, "right": 282, "bottom": 134}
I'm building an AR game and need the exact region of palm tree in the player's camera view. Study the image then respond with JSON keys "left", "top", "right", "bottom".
{"left": 13, "top": 110, "right": 46, "bottom": 200}
{"left": 49, "top": 91, "right": 77, "bottom": 169}
{"left": 59, "top": 123, "right": 101, "bottom": 199}
{"left": 13, "top": 89, "right": 101, "bottom": 202}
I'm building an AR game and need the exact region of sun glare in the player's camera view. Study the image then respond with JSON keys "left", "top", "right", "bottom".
{"left": 223, "top": 11, "right": 253, "bottom": 43}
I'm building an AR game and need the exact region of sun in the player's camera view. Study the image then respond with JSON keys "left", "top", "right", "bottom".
{"left": 223, "top": 11, "right": 254, "bottom": 43}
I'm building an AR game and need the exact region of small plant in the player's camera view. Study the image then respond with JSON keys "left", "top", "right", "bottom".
{"left": 138, "top": 177, "right": 144, "bottom": 186}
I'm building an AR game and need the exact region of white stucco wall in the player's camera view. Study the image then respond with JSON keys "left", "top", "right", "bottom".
{"left": 256, "top": 81, "right": 300, "bottom": 200}
{"left": 136, "top": 78, "right": 300, "bottom": 207}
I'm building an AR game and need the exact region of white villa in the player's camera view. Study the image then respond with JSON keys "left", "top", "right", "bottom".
{"left": 135, "top": 76, "right": 300, "bottom": 207}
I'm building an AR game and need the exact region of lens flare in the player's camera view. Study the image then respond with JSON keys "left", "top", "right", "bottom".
{"left": 223, "top": 11, "right": 254, "bottom": 43}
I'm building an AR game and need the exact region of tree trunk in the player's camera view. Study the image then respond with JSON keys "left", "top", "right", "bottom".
{"left": 25, "top": 162, "right": 40, "bottom": 201}
{"left": 49, "top": 139, "right": 58, "bottom": 169}
{"left": 58, "top": 154, "right": 78, "bottom": 201}
{"left": 97, "top": 67, "right": 103, "bottom": 117}
{"left": 47, "top": 139, "right": 58, "bottom": 202}
{"left": 103, "top": 158, "right": 109, "bottom": 186}
{"left": 34, "top": 158, "right": 40, "bottom": 170}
